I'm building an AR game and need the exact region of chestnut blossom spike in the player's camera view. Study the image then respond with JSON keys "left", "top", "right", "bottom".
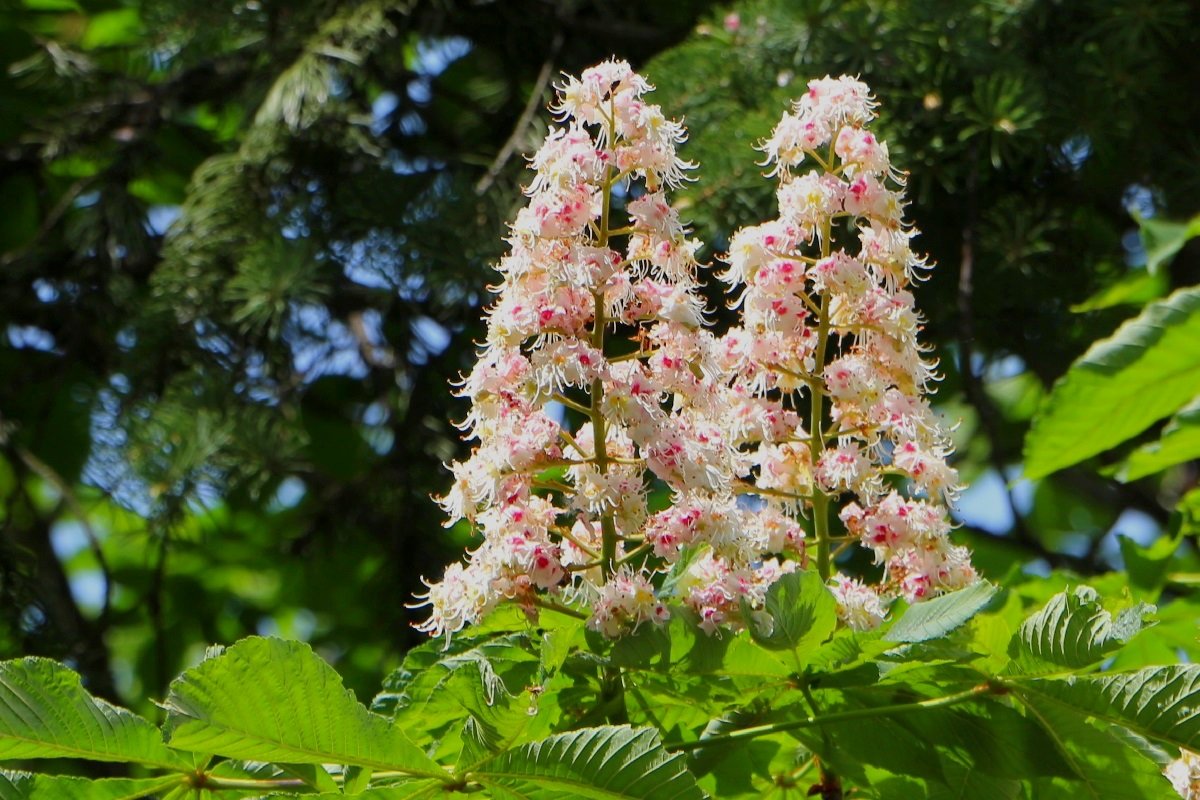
{"left": 416, "top": 60, "right": 760, "bottom": 641}
{"left": 416, "top": 65, "right": 976, "bottom": 644}
{"left": 720, "top": 73, "right": 976, "bottom": 627}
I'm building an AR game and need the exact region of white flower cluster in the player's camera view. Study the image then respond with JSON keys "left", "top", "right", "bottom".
{"left": 1168, "top": 749, "right": 1200, "bottom": 799}
{"left": 414, "top": 65, "right": 976, "bottom": 641}
{"left": 721, "top": 75, "right": 976, "bottom": 627}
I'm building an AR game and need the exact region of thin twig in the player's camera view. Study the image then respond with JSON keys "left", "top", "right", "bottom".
{"left": 664, "top": 684, "right": 992, "bottom": 751}
{"left": 474, "top": 34, "right": 563, "bottom": 195}
{"left": 0, "top": 176, "right": 97, "bottom": 267}
{"left": 15, "top": 445, "right": 112, "bottom": 624}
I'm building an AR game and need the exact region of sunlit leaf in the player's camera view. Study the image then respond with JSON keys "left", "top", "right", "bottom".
{"left": 744, "top": 570, "right": 836, "bottom": 657}
{"left": 162, "top": 638, "right": 446, "bottom": 778}
{"left": 1016, "top": 586, "right": 1153, "bottom": 671}
{"left": 470, "top": 726, "right": 705, "bottom": 799}
{"left": 885, "top": 581, "right": 997, "bottom": 643}
{"left": 0, "top": 771, "right": 180, "bottom": 800}
{"left": 0, "top": 659, "right": 184, "bottom": 768}
{"left": 1025, "top": 286, "right": 1200, "bottom": 479}
{"left": 1018, "top": 664, "right": 1200, "bottom": 752}
{"left": 1114, "top": 397, "right": 1200, "bottom": 481}
{"left": 1140, "top": 213, "right": 1200, "bottom": 275}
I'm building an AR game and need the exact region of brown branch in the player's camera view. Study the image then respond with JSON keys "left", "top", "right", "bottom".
{"left": 474, "top": 33, "right": 563, "bottom": 195}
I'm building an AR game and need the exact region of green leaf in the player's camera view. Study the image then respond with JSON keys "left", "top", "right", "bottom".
{"left": 609, "top": 624, "right": 671, "bottom": 669}
{"left": 1024, "top": 286, "right": 1200, "bottom": 479}
{"left": 744, "top": 570, "right": 836, "bottom": 656}
{"left": 375, "top": 631, "right": 541, "bottom": 757}
{"left": 923, "top": 761, "right": 1022, "bottom": 800}
{"left": 0, "top": 659, "right": 184, "bottom": 768}
{"left": 695, "top": 737, "right": 781, "bottom": 798}
{"left": 80, "top": 9, "right": 142, "bottom": 50}
{"left": 21, "top": 0, "right": 83, "bottom": 10}
{"left": 884, "top": 582, "right": 997, "bottom": 643}
{"left": 162, "top": 638, "right": 446, "bottom": 779}
{"left": 1177, "top": 488, "right": 1200, "bottom": 537}
{"left": 1070, "top": 268, "right": 1168, "bottom": 313}
{"left": 665, "top": 615, "right": 791, "bottom": 679}
{"left": 1119, "top": 532, "right": 1180, "bottom": 602}
{"left": 343, "top": 766, "right": 372, "bottom": 795}
{"left": 275, "top": 764, "right": 337, "bottom": 793}
{"left": 1115, "top": 397, "right": 1200, "bottom": 481}
{"left": 1016, "top": 697, "right": 1177, "bottom": 799}
{"left": 470, "top": 726, "right": 704, "bottom": 799}
{"left": 1018, "top": 665, "right": 1200, "bottom": 752}
{"left": 900, "top": 701, "right": 1070, "bottom": 780}
{"left": 985, "top": 370, "right": 1046, "bottom": 422}
{"left": 0, "top": 772, "right": 180, "bottom": 800}
{"left": 1140, "top": 213, "right": 1200, "bottom": 275}
{"left": 791, "top": 713, "right": 947, "bottom": 785}
{"left": 1016, "top": 586, "right": 1153, "bottom": 671}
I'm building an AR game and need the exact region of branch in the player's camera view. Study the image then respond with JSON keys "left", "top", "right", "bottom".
{"left": 3, "top": 48, "right": 256, "bottom": 171}
{"left": 13, "top": 446, "right": 112, "bottom": 625}
{"left": 665, "top": 684, "right": 995, "bottom": 751}
{"left": 474, "top": 33, "right": 563, "bottom": 195}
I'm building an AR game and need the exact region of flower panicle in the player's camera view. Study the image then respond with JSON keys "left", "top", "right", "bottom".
{"left": 720, "top": 74, "right": 976, "bottom": 625}
{"left": 417, "top": 67, "right": 977, "bottom": 642}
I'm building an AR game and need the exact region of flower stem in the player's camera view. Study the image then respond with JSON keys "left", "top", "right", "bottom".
{"left": 529, "top": 597, "right": 588, "bottom": 620}
{"left": 591, "top": 101, "right": 628, "bottom": 727}
{"left": 591, "top": 108, "right": 620, "bottom": 583}
{"left": 810, "top": 215, "right": 834, "bottom": 581}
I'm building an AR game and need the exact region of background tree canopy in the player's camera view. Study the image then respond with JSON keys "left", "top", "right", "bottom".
{"left": 1, "top": 0, "right": 1198, "bottom": 712}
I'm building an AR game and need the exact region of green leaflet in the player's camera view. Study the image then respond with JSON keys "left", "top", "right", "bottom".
{"left": 80, "top": 9, "right": 142, "bottom": 50}
{"left": 1114, "top": 397, "right": 1200, "bottom": 481}
{"left": 0, "top": 659, "right": 185, "bottom": 769}
{"left": 744, "top": 570, "right": 836, "bottom": 659}
{"left": 1177, "top": 488, "right": 1200, "bottom": 537}
{"left": 884, "top": 581, "right": 997, "bottom": 643}
{"left": 161, "top": 637, "right": 446, "bottom": 779}
{"left": 665, "top": 615, "right": 792, "bottom": 679}
{"left": 1015, "top": 586, "right": 1153, "bottom": 671}
{"left": 1017, "top": 664, "right": 1200, "bottom": 752}
{"left": 1014, "top": 696, "right": 1176, "bottom": 800}
{"left": 1140, "top": 213, "right": 1200, "bottom": 276}
{"left": 375, "top": 631, "right": 544, "bottom": 761}
{"left": 922, "top": 761, "right": 1023, "bottom": 800}
{"left": 1070, "top": 269, "right": 1167, "bottom": 313}
{"left": 0, "top": 772, "right": 181, "bottom": 800}
{"left": 469, "top": 726, "right": 704, "bottom": 800}
{"left": 1024, "top": 285, "right": 1200, "bottom": 479}
{"left": 1118, "top": 533, "right": 1181, "bottom": 603}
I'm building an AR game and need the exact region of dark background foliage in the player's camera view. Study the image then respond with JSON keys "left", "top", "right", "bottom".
{"left": 1, "top": 0, "right": 1197, "bottom": 710}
